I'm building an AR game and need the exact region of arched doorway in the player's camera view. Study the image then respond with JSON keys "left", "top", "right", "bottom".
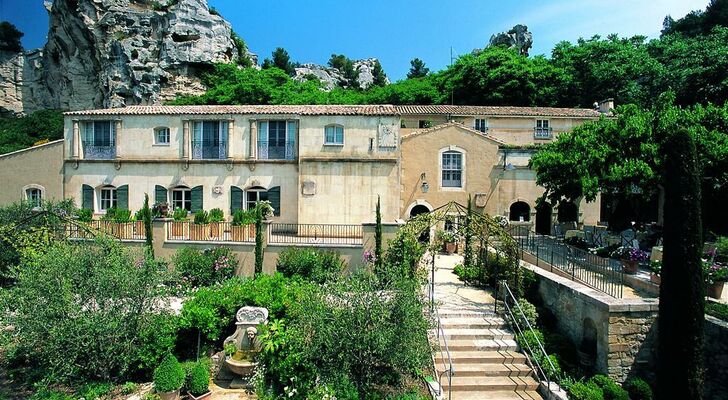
{"left": 409, "top": 204, "right": 430, "bottom": 218}
{"left": 535, "top": 202, "right": 552, "bottom": 235}
{"left": 509, "top": 201, "right": 531, "bottom": 222}
{"left": 558, "top": 201, "right": 578, "bottom": 223}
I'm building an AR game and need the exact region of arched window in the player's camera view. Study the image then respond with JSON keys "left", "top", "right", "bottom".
{"left": 324, "top": 124, "right": 344, "bottom": 145}
{"left": 154, "top": 127, "right": 170, "bottom": 145}
{"left": 441, "top": 150, "right": 463, "bottom": 188}
{"left": 25, "top": 187, "right": 43, "bottom": 207}
{"left": 509, "top": 201, "right": 531, "bottom": 222}
{"left": 172, "top": 186, "right": 192, "bottom": 211}
{"left": 99, "top": 185, "right": 117, "bottom": 211}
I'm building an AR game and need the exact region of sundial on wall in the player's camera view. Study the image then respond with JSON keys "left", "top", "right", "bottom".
{"left": 378, "top": 123, "right": 397, "bottom": 150}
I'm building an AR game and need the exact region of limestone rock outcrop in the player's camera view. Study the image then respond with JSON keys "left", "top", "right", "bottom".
{"left": 0, "top": 0, "right": 256, "bottom": 115}
{"left": 293, "top": 58, "right": 388, "bottom": 90}
{"left": 487, "top": 24, "right": 533, "bottom": 56}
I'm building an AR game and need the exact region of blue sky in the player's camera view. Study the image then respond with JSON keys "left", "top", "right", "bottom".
{"left": 2, "top": 0, "right": 710, "bottom": 80}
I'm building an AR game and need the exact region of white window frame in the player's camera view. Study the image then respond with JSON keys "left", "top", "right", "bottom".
{"left": 23, "top": 185, "right": 44, "bottom": 207}
{"left": 99, "top": 186, "right": 117, "bottom": 211}
{"left": 154, "top": 127, "right": 170, "bottom": 146}
{"left": 245, "top": 187, "right": 267, "bottom": 211}
{"left": 535, "top": 119, "right": 551, "bottom": 139}
{"left": 474, "top": 118, "right": 488, "bottom": 133}
{"left": 439, "top": 146, "right": 465, "bottom": 190}
{"left": 172, "top": 187, "right": 192, "bottom": 212}
{"left": 324, "top": 124, "right": 344, "bottom": 145}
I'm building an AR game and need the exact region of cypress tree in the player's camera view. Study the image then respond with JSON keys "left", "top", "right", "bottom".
{"left": 375, "top": 195, "right": 383, "bottom": 274}
{"left": 255, "top": 204, "right": 264, "bottom": 276}
{"left": 142, "top": 193, "right": 154, "bottom": 258}
{"left": 463, "top": 195, "right": 474, "bottom": 275}
{"left": 657, "top": 120, "right": 704, "bottom": 399}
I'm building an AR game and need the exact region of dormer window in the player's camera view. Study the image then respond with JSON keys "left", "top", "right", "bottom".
{"left": 324, "top": 124, "right": 344, "bottom": 145}
{"left": 154, "top": 127, "right": 170, "bottom": 145}
{"left": 474, "top": 118, "right": 488, "bottom": 133}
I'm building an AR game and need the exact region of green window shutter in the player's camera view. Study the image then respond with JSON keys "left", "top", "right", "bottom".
{"left": 191, "top": 185, "right": 203, "bottom": 212}
{"left": 82, "top": 184, "right": 94, "bottom": 210}
{"left": 267, "top": 186, "right": 281, "bottom": 216}
{"left": 155, "top": 185, "right": 168, "bottom": 204}
{"left": 230, "top": 186, "right": 243, "bottom": 214}
{"left": 116, "top": 185, "right": 129, "bottom": 210}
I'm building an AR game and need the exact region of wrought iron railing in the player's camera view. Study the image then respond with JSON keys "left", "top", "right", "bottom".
{"left": 192, "top": 140, "right": 228, "bottom": 160}
{"left": 508, "top": 225, "right": 624, "bottom": 298}
{"left": 268, "top": 223, "right": 362, "bottom": 245}
{"left": 83, "top": 144, "right": 116, "bottom": 159}
{"left": 534, "top": 127, "right": 553, "bottom": 139}
{"left": 434, "top": 306, "right": 454, "bottom": 400}
{"left": 498, "top": 280, "right": 560, "bottom": 392}
{"left": 257, "top": 141, "right": 296, "bottom": 160}
{"left": 165, "top": 221, "right": 255, "bottom": 242}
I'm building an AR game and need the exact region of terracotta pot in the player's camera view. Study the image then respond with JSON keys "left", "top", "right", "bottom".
{"left": 231, "top": 224, "right": 255, "bottom": 242}
{"left": 190, "top": 224, "right": 210, "bottom": 241}
{"left": 444, "top": 242, "right": 457, "bottom": 255}
{"left": 622, "top": 260, "right": 639, "bottom": 274}
{"left": 157, "top": 390, "right": 180, "bottom": 400}
{"left": 209, "top": 222, "right": 223, "bottom": 239}
{"left": 188, "top": 391, "right": 212, "bottom": 400}
{"left": 171, "top": 221, "right": 187, "bottom": 239}
{"left": 650, "top": 273, "right": 661, "bottom": 285}
{"left": 707, "top": 282, "right": 725, "bottom": 299}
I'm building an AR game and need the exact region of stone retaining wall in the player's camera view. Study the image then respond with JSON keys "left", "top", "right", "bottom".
{"left": 705, "top": 315, "right": 728, "bottom": 400}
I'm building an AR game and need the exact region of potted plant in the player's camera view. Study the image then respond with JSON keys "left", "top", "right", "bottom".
{"left": 704, "top": 261, "right": 728, "bottom": 299}
{"left": 208, "top": 208, "right": 225, "bottom": 239}
{"left": 153, "top": 201, "right": 169, "bottom": 219}
{"left": 190, "top": 210, "right": 210, "bottom": 241}
{"left": 231, "top": 209, "right": 256, "bottom": 242}
{"left": 113, "top": 208, "right": 132, "bottom": 239}
{"left": 171, "top": 208, "right": 188, "bottom": 239}
{"left": 153, "top": 354, "right": 185, "bottom": 400}
{"left": 611, "top": 246, "right": 648, "bottom": 274}
{"left": 649, "top": 260, "right": 661, "bottom": 285}
{"left": 185, "top": 361, "right": 211, "bottom": 400}
{"left": 436, "top": 230, "right": 458, "bottom": 254}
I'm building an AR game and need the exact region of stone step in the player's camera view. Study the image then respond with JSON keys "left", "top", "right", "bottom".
{"left": 438, "top": 309, "right": 496, "bottom": 318}
{"left": 439, "top": 328, "right": 514, "bottom": 340}
{"left": 440, "top": 317, "right": 508, "bottom": 330}
{"left": 435, "top": 351, "right": 527, "bottom": 365}
{"left": 441, "top": 376, "right": 540, "bottom": 391}
{"left": 443, "top": 390, "right": 543, "bottom": 400}
{"left": 436, "top": 362, "right": 533, "bottom": 377}
{"left": 439, "top": 338, "right": 519, "bottom": 352}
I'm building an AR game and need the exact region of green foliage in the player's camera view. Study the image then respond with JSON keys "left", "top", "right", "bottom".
{"left": 276, "top": 247, "right": 345, "bottom": 283}
{"left": 328, "top": 54, "right": 360, "bottom": 89}
{"left": 263, "top": 47, "right": 296, "bottom": 76}
{"left": 255, "top": 204, "right": 264, "bottom": 275}
{"left": 4, "top": 238, "right": 174, "bottom": 382}
{"left": 706, "top": 301, "right": 728, "bottom": 322}
{"left": 193, "top": 210, "right": 209, "bottom": 225}
{"left": 589, "top": 375, "right": 628, "bottom": 400}
{"left": 153, "top": 354, "right": 185, "bottom": 393}
{"left": 121, "top": 382, "right": 139, "bottom": 395}
{"left": 383, "top": 228, "right": 425, "bottom": 282}
{"left": 371, "top": 60, "right": 388, "bottom": 87}
{"left": 407, "top": 58, "right": 429, "bottom": 79}
{"left": 172, "top": 207, "right": 188, "bottom": 221}
{"left": 374, "top": 196, "right": 383, "bottom": 274}
{"left": 185, "top": 361, "right": 210, "bottom": 396}
{"left": 208, "top": 208, "right": 224, "bottom": 222}
{"left": 513, "top": 298, "right": 538, "bottom": 329}
{"left": 566, "top": 380, "right": 605, "bottom": 400}
{"left": 76, "top": 208, "right": 93, "bottom": 223}
{"left": 230, "top": 31, "right": 252, "bottom": 67}
{"left": 173, "top": 246, "right": 236, "bottom": 287}
{"left": 623, "top": 378, "right": 653, "bottom": 400}
{"left": 661, "top": 0, "right": 728, "bottom": 37}
{"left": 0, "top": 110, "right": 64, "bottom": 155}
{"left": 715, "top": 236, "right": 728, "bottom": 263}
{"left": 0, "top": 21, "right": 23, "bottom": 52}
{"left": 142, "top": 194, "right": 154, "bottom": 253}
{"left": 232, "top": 209, "right": 256, "bottom": 226}
{"left": 113, "top": 208, "right": 132, "bottom": 223}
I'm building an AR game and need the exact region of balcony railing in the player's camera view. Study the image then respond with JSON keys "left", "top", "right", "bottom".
{"left": 66, "top": 221, "right": 146, "bottom": 241}
{"left": 166, "top": 221, "right": 256, "bottom": 242}
{"left": 534, "top": 127, "right": 553, "bottom": 139}
{"left": 269, "top": 223, "right": 362, "bottom": 245}
{"left": 83, "top": 144, "right": 116, "bottom": 160}
{"left": 192, "top": 140, "right": 228, "bottom": 160}
{"left": 257, "top": 141, "right": 296, "bottom": 160}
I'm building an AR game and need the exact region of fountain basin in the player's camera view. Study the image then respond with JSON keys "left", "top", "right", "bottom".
{"left": 225, "top": 357, "right": 256, "bottom": 376}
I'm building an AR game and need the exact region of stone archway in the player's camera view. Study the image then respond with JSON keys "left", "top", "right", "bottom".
{"left": 509, "top": 201, "right": 531, "bottom": 222}
{"left": 535, "top": 201, "right": 552, "bottom": 235}
{"left": 579, "top": 318, "right": 598, "bottom": 373}
{"left": 409, "top": 204, "right": 431, "bottom": 218}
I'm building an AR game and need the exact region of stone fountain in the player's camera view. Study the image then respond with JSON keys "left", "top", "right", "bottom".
{"left": 222, "top": 306, "right": 268, "bottom": 389}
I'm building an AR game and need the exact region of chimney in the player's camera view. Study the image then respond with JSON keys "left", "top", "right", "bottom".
{"left": 598, "top": 98, "right": 614, "bottom": 114}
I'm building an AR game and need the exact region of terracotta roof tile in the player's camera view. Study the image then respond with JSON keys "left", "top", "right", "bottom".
{"left": 402, "top": 122, "right": 507, "bottom": 145}
{"left": 65, "top": 105, "right": 400, "bottom": 116}
{"left": 395, "top": 105, "right": 606, "bottom": 118}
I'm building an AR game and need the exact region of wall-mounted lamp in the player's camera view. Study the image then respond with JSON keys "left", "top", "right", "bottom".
{"left": 421, "top": 182, "right": 429, "bottom": 193}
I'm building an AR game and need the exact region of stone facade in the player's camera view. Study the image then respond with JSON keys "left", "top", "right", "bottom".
{"left": 606, "top": 312, "right": 658, "bottom": 382}
{"left": 0, "top": 140, "right": 64, "bottom": 205}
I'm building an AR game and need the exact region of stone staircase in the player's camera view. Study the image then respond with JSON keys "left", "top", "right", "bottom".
{"left": 433, "top": 309, "right": 543, "bottom": 400}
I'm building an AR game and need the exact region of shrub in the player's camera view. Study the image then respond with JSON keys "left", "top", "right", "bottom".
{"left": 76, "top": 208, "right": 93, "bottom": 223}
{"left": 232, "top": 209, "right": 255, "bottom": 226}
{"left": 173, "top": 246, "right": 237, "bottom": 287}
{"left": 193, "top": 210, "right": 209, "bottom": 225}
{"left": 153, "top": 354, "right": 185, "bottom": 393}
{"left": 276, "top": 247, "right": 345, "bottom": 283}
{"left": 101, "top": 207, "right": 117, "bottom": 221}
{"left": 706, "top": 301, "right": 728, "bottom": 322}
{"left": 121, "top": 382, "right": 139, "bottom": 394}
{"left": 589, "top": 374, "right": 628, "bottom": 400}
{"left": 209, "top": 208, "right": 224, "bottom": 222}
{"left": 516, "top": 329, "right": 561, "bottom": 380}
{"left": 77, "top": 383, "right": 112, "bottom": 399}
{"left": 623, "top": 378, "right": 653, "bottom": 400}
{"left": 567, "top": 380, "right": 604, "bottom": 400}
{"left": 186, "top": 361, "right": 210, "bottom": 396}
{"left": 513, "top": 298, "right": 538, "bottom": 329}
{"left": 113, "top": 208, "right": 132, "bottom": 223}
{"left": 172, "top": 207, "right": 188, "bottom": 221}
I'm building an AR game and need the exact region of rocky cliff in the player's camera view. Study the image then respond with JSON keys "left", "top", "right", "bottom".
{"left": 0, "top": 0, "right": 256, "bottom": 115}
{"left": 488, "top": 24, "right": 533, "bottom": 56}
{"left": 293, "top": 58, "right": 389, "bottom": 91}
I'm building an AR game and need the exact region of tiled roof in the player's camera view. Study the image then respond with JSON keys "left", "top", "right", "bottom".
{"left": 402, "top": 122, "right": 507, "bottom": 145}
{"left": 65, "top": 105, "right": 400, "bottom": 116}
{"left": 395, "top": 105, "right": 605, "bottom": 118}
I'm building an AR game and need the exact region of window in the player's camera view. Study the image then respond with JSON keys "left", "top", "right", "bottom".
{"left": 442, "top": 151, "right": 463, "bottom": 188}
{"left": 100, "top": 186, "right": 117, "bottom": 211}
{"left": 246, "top": 187, "right": 268, "bottom": 210}
{"left": 474, "top": 118, "right": 488, "bottom": 133}
{"left": 419, "top": 120, "right": 432, "bottom": 129}
{"left": 192, "top": 121, "right": 228, "bottom": 159}
{"left": 172, "top": 187, "right": 192, "bottom": 211}
{"left": 26, "top": 188, "right": 42, "bottom": 207}
{"left": 324, "top": 124, "right": 344, "bottom": 145}
{"left": 154, "top": 127, "right": 170, "bottom": 145}
{"left": 81, "top": 120, "right": 116, "bottom": 159}
{"left": 535, "top": 119, "right": 551, "bottom": 139}
{"left": 258, "top": 120, "right": 296, "bottom": 160}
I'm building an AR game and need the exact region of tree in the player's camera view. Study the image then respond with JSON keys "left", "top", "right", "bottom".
{"left": 267, "top": 47, "right": 296, "bottom": 76}
{"left": 374, "top": 196, "right": 383, "bottom": 275}
{"left": 230, "top": 31, "right": 252, "bottom": 68}
{"left": 255, "top": 204, "right": 264, "bottom": 276}
{"left": 142, "top": 193, "right": 154, "bottom": 257}
{"left": 0, "top": 109, "right": 64, "bottom": 155}
{"left": 463, "top": 196, "right": 474, "bottom": 273}
{"left": 657, "top": 105, "right": 704, "bottom": 400}
{"left": 371, "top": 60, "right": 387, "bottom": 87}
{"left": 407, "top": 58, "right": 429, "bottom": 79}
{"left": 661, "top": 0, "right": 728, "bottom": 37}
{"left": 328, "top": 54, "right": 360, "bottom": 89}
{"left": 0, "top": 21, "right": 23, "bottom": 52}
